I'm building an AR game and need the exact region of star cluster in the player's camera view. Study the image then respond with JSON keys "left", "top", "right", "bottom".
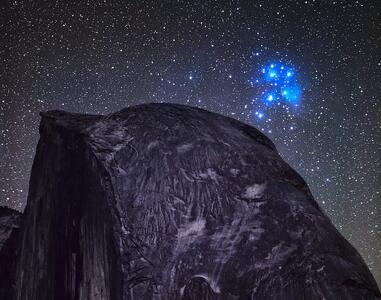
{"left": 1, "top": 0, "right": 380, "bottom": 286}
{"left": 261, "top": 62, "right": 301, "bottom": 106}
{"left": 251, "top": 61, "right": 302, "bottom": 123}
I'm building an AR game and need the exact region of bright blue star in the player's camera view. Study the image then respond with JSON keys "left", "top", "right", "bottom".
{"left": 263, "top": 90, "right": 278, "bottom": 107}
{"left": 255, "top": 111, "right": 265, "bottom": 119}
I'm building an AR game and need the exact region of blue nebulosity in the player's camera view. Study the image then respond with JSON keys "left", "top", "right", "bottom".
{"left": 281, "top": 84, "right": 301, "bottom": 104}
{"left": 254, "top": 61, "right": 302, "bottom": 116}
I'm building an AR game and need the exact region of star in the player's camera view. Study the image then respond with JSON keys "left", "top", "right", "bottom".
{"left": 1, "top": 0, "right": 379, "bottom": 286}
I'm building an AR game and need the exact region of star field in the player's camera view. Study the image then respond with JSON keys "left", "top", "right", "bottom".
{"left": 1, "top": 0, "right": 380, "bottom": 286}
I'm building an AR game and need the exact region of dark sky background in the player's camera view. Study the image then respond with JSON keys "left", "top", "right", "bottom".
{"left": 1, "top": 0, "right": 380, "bottom": 286}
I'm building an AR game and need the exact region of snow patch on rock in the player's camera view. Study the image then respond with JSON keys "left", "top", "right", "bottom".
{"left": 177, "top": 219, "right": 206, "bottom": 239}
{"left": 229, "top": 168, "right": 240, "bottom": 177}
{"left": 241, "top": 183, "right": 266, "bottom": 200}
{"left": 147, "top": 140, "right": 160, "bottom": 150}
{"left": 176, "top": 143, "right": 194, "bottom": 153}
{"left": 198, "top": 168, "right": 218, "bottom": 181}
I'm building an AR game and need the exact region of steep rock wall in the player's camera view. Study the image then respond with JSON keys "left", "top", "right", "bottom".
{"left": 14, "top": 103, "right": 380, "bottom": 299}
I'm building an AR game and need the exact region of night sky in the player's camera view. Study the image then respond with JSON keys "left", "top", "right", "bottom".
{"left": 1, "top": 0, "right": 380, "bottom": 285}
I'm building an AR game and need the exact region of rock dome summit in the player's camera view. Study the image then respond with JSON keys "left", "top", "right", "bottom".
{"left": 4, "top": 103, "right": 380, "bottom": 299}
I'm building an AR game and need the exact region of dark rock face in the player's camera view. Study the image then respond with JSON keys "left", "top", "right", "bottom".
{"left": 14, "top": 103, "right": 380, "bottom": 299}
{"left": 0, "top": 206, "right": 22, "bottom": 299}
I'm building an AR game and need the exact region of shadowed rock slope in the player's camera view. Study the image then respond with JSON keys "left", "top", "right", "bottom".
{"left": 14, "top": 103, "right": 380, "bottom": 299}
{"left": 0, "top": 206, "right": 22, "bottom": 299}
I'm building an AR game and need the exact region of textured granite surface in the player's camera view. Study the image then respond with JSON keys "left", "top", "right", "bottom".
{"left": 12, "top": 103, "right": 381, "bottom": 299}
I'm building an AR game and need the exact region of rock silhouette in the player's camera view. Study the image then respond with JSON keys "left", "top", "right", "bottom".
{"left": 10, "top": 103, "right": 381, "bottom": 299}
{"left": 0, "top": 206, "right": 22, "bottom": 299}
